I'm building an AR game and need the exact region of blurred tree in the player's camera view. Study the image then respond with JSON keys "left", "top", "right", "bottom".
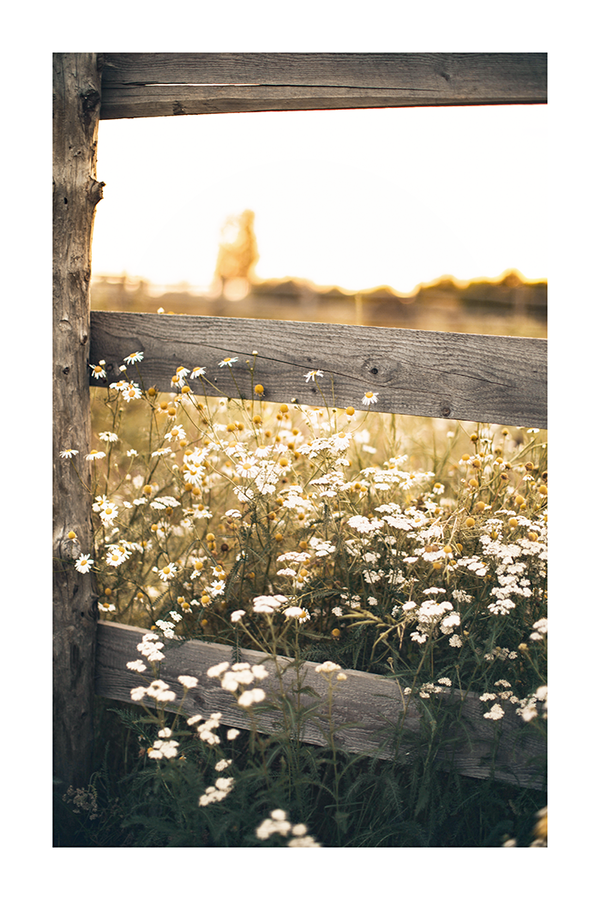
{"left": 214, "top": 209, "right": 259, "bottom": 300}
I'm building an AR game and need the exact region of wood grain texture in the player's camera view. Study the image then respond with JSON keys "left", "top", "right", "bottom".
{"left": 96, "top": 621, "right": 546, "bottom": 789}
{"left": 99, "top": 53, "right": 547, "bottom": 118}
{"left": 53, "top": 53, "right": 104, "bottom": 788}
{"left": 89, "top": 310, "right": 547, "bottom": 428}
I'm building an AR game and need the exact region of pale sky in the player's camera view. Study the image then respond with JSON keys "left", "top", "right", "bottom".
{"left": 92, "top": 99, "right": 546, "bottom": 295}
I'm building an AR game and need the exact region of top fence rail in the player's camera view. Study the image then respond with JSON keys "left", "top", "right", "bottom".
{"left": 99, "top": 52, "right": 547, "bottom": 119}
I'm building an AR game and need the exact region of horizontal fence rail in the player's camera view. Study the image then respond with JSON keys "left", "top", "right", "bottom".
{"left": 89, "top": 310, "right": 547, "bottom": 428}
{"left": 99, "top": 52, "right": 547, "bottom": 118}
{"left": 96, "top": 621, "right": 546, "bottom": 790}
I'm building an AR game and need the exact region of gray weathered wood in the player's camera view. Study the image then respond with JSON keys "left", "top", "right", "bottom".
{"left": 53, "top": 53, "right": 104, "bottom": 788}
{"left": 96, "top": 621, "right": 546, "bottom": 790}
{"left": 99, "top": 53, "right": 547, "bottom": 118}
{"left": 89, "top": 310, "right": 547, "bottom": 428}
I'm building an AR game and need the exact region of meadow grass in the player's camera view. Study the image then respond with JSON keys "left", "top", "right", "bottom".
{"left": 55, "top": 351, "right": 547, "bottom": 847}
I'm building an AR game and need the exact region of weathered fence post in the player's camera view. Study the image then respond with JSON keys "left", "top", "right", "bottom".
{"left": 53, "top": 53, "right": 103, "bottom": 788}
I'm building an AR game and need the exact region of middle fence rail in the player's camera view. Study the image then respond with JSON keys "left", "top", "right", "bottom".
{"left": 89, "top": 310, "right": 547, "bottom": 428}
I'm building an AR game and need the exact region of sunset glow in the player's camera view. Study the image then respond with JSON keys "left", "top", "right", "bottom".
{"left": 92, "top": 104, "right": 547, "bottom": 295}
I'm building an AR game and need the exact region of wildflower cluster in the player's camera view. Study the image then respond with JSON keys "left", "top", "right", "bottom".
{"left": 67, "top": 353, "right": 547, "bottom": 709}
{"left": 255, "top": 809, "right": 321, "bottom": 847}
{"left": 123, "top": 630, "right": 245, "bottom": 814}
{"left": 315, "top": 659, "right": 347, "bottom": 683}
{"left": 147, "top": 727, "right": 180, "bottom": 760}
{"left": 61, "top": 785, "right": 99, "bottom": 820}
{"left": 198, "top": 772, "right": 235, "bottom": 807}
{"left": 59, "top": 349, "right": 548, "bottom": 848}
{"left": 207, "top": 659, "right": 269, "bottom": 707}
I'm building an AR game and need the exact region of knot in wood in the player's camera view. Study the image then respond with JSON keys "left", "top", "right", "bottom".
{"left": 80, "top": 87, "right": 101, "bottom": 125}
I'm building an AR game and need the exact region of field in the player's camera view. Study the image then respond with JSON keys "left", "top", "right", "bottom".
{"left": 55, "top": 350, "right": 547, "bottom": 847}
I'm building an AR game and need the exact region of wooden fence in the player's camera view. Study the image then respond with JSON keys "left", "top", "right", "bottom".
{"left": 53, "top": 52, "right": 547, "bottom": 791}
{"left": 90, "top": 310, "right": 546, "bottom": 427}
{"left": 97, "top": 622, "right": 545, "bottom": 790}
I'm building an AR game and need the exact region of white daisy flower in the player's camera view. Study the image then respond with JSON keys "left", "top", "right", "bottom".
{"left": 361, "top": 390, "right": 379, "bottom": 406}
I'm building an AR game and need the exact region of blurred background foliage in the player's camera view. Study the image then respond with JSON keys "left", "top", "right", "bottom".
{"left": 92, "top": 210, "right": 546, "bottom": 339}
